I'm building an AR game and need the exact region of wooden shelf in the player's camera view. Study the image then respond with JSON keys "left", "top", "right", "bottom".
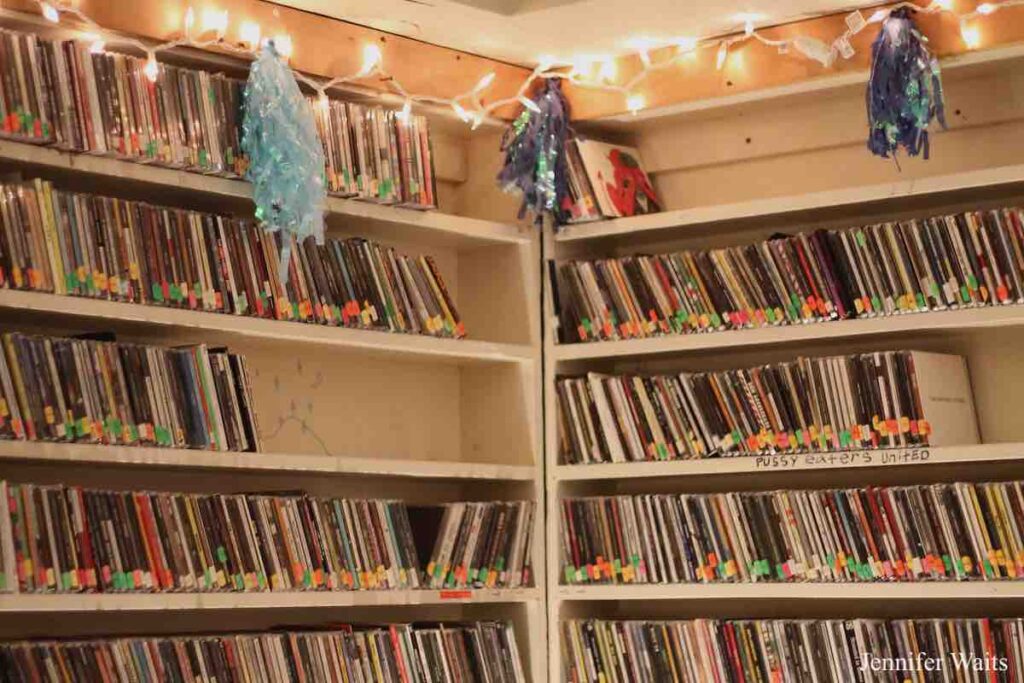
{"left": 553, "top": 305, "right": 1024, "bottom": 362}
{"left": 0, "top": 138, "right": 530, "bottom": 250}
{"left": 0, "top": 588, "right": 541, "bottom": 612}
{"left": 0, "top": 289, "right": 533, "bottom": 365}
{"left": 555, "top": 582, "right": 1024, "bottom": 602}
{"left": 554, "top": 163, "right": 1024, "bottom": 245}
{"left": 0, "top": 440, "right": 535, "bottom": 482}
{"left": 553, "top": 443, "right": 1021, "bottom": 482}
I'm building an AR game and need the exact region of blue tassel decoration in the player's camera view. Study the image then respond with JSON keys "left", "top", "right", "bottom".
{"left": 496, "top": 79, "right": 571, "bottom": 226}
{"left": 866, "top": 8, "right": 947, "bottom": 160}
{"left": 242, "top": 41, "right": 327, "bottom": 283}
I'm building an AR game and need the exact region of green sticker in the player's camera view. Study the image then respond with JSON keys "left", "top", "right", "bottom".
{"left": 871, "top": 296, "right": 881, "bottom": 311}
{"left": 65, "top": 271, "right": 79, "bottom": 291}
{"left": 765, "top": 308, "right": 776, "bottom": 323}
{"left": 113, "top": 572, "right": 125, "bottom": 590}
{"left": 968, "top": 274, "right": 979, "bottom": 290}
{"left": 152, "top": 283, "right": 164, "bottom": 302}
{"left": 915, "top": 292, "right": 926, "bottom": 309}
{"left": 856, "top": 231, "right": 867, "bottom": 247}
{"left": 656, "top": 443, "right": 668, "bottom": 459}
{"left": 709, "top": 312, "right": 722, "bottom": 328}
{"left": 217, "top": 546, "right": 228, "bottom": 564}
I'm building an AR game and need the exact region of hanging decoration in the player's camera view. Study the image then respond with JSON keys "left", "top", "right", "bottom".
{"left": 866, "top": 7, "right": 946, "bottom": 160}
{"left": 241, "top": 41, "right": 326, "bottom": 282}
{"left": 496, "top": 79, "right": 572, "bottom": 226}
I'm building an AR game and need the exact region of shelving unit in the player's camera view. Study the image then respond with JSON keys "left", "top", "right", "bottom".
{"left": 0, "top": 589, "right": 541, "bottom": 612}
{"left": 0, "top": 14, "right": 546, "bottom": 682}
{"left": 543, "top": 54, "right": 1024, "bottom": 681}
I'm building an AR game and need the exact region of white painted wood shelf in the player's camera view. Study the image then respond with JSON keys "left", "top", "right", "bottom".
{"left": 0, "top": 289, "right": 532, "bottom": 365}
{"left": 0, "top": 440, "right": 535, "bottom": 481}
{"left": 553, "top": 443, "right": 1021, "bottom": 481}
{"left": 0, "top": 588, "right": 541, "bottom": 612}
{"left": 553, "top": 304, "right": 1024, "bottom": 361}
{"left": 555, "top": 583, "right": 1024, "bottom": 602}
{"left": 555, "top": 162, "right": 1024, "bottom": 244}
{"left": 0, "top": 138, "right": 530, "bottom": 249}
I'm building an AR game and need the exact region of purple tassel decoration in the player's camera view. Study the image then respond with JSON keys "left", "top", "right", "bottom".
{"left": 866, "top": 7, "right": 947, "bottom": 160}
{"left": 496, "top": 79, "right": 571, "bottom": 226}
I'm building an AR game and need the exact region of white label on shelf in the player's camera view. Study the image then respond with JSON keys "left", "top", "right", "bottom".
{"left": 753, "top": 448, "right": 930, "bottom": 470}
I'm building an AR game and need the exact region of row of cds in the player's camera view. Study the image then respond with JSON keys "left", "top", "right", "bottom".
{"left": 0, "top": 481, "right": 536, "bottom": 593}
{"left": 560, "top": 480, "right": 1024, "bottom": 585}
{"left": 562, "top": 618, "right": 1022, "bottom": 682}
{"left": 0, "top": 481, "right": 424, "bottom": 593}
{"left": 0, "top": 622, "right": 526, "bottom": 682}
{"left": 424, "top": 501, "right": 536, "bottom": 590}
{"left": 309, "top": 97, "right": 437, "bottom": 208}
{"left": 0, "top": 332, "right": 260, "bottom": 452}
{"left": 0, "top": 179, "right": 464, "bottom": 337}
{"left": 549, "top": 206, "right": 1024, "bottom": 344}
{"left": 0, "top": 28, "right": 438, "bottom": 207}
{"left": 556, "top": 351, "right": 969, "bottom": 465}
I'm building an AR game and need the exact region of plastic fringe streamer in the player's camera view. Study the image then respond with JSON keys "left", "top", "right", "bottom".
{"left": 496, "top": 79, "right": 571, "bottom": 227}
{"left": 866, "top": 7, "right": 947, "bottom": 161}
{"left": 242, "top": 41, "right": 327, "bottom": 283}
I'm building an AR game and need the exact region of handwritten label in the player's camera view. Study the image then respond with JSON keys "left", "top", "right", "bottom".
{"left": 754, "top": 448, "right": 930, "bottom": 470}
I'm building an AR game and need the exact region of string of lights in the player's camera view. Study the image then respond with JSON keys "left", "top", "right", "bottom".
{"left": 24, "top": 0, "right": 1024, "bottom": 124}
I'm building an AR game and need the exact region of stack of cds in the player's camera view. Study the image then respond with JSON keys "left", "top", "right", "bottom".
{"left": 550, "top": 206, "right": 1024, "bottom": 344}
{"left": 0, "top": 179, "right": 464, "bottom": 337}
{"left": 0, "top": 482, "right": 420, "bottom": 593}
{"left": 563, "top": 618, "right": 1023, "bottom": 682}
{"left": 561, "top": 480, "right": 1024, "bottom": 585}
{"left": 556, "top": 350, "right": 977, "bottom": 464}
{"left": 424, "top": 501, "right": 536, "bottom": 590}
{"left": 0, "top": 622, "right": 526, "bottom": 682}
{"left": 0, "top": 27, "right": 438, "bottom": 207}
{"left": 0, "top": 332, "right": 260, "bottom": 452}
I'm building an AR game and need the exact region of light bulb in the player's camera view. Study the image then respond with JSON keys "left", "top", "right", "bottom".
{"left": 452, "top": 101, "right": 471, "bottom": 122}
{"left": 597, "top": 57, "right": 617, "bottom": 82}
{"left": 274, "top": 34, "right": 293, "bottom": 58}
{"left": 536, "top": 55, "right": 557, "bottom": 72}
{"left": 977, "top": 2, "right": 995, "bottom": 13}
{"left": 470, "top": 112, "right": 484, "bottom": 130}
{"left": 868, "top": 9, "right": 888, "bottom": 22}
{"left": 519, "top": 96, "right": 540, "bottom": 113}
{"left": 239, "top": 21, "right": 261, "bottom": 48}
{"left": 200, "top": 8, "right": 228, "bottom": 37}
{"left": 716, "top": 41, "right": 729, "bottom": 70}
{"left": 397, "top": 100, "right": 412, "bottom": 123}
{"left": 473, "top": 71, "right": 496, "bottom": 93}
{"left": 143, "top": 55, "right": 159, "bottom": 82}
{"left": 933, "top": 0, "right": 953, "bottom": 9}
{"left": 676, "top": 37, "right": 698, "bottom": 53}
{"left": 960, "top": 21, "right": 981, "bottom": 48}
{"left": 626, "top": 93, "right": 645, "bottom": 114}
{"left": 41, "top": 2, "right": 59, "bottom": 23}
{"left": 184, "top": 7, "right": 195, "bottom": 34}
{"left": 360, "top": 43, "right": 382, "bottom": 76}
{"left": 85, "top": 33, "right": 105, "bottom": 54}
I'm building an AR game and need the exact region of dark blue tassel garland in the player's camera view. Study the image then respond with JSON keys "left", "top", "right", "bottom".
{"left": 496, "top": 79, "right": 571, "bottom": 226}
{"left": 866, "top": 8, "right": 947, "bottom": 160}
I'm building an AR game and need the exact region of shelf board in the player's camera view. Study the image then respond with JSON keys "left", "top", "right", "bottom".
{"left": 0, "top": 440, "right": 535, "bottom": 482}
{"left": 0, "top": 138, "right": 529, "bottom": 249}
{"left": 0, "top": 588, "right": 541, "bottom": 612}
{"left": 556, "top": 583, "right": 1024, "bottom": 602}
{"left": 553, "top": 305, "right": 1024, "bottom": 362}
{"left": 553, "top": 443, "right": 1020, "bottom": 482}
{"left": 0, "top": 289, "right": 533, "bottom": 365}
{"left": 555, "top": 163, "right": 1024, "bottom": 245}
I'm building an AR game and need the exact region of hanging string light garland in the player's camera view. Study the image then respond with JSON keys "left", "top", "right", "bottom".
{"left": 21, "top": 0, "right": 1024, "bottom": 122}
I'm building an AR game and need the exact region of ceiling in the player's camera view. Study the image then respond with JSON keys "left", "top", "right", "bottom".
{"left": 276, "top": 0, "right": 867, "bottom": 66}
